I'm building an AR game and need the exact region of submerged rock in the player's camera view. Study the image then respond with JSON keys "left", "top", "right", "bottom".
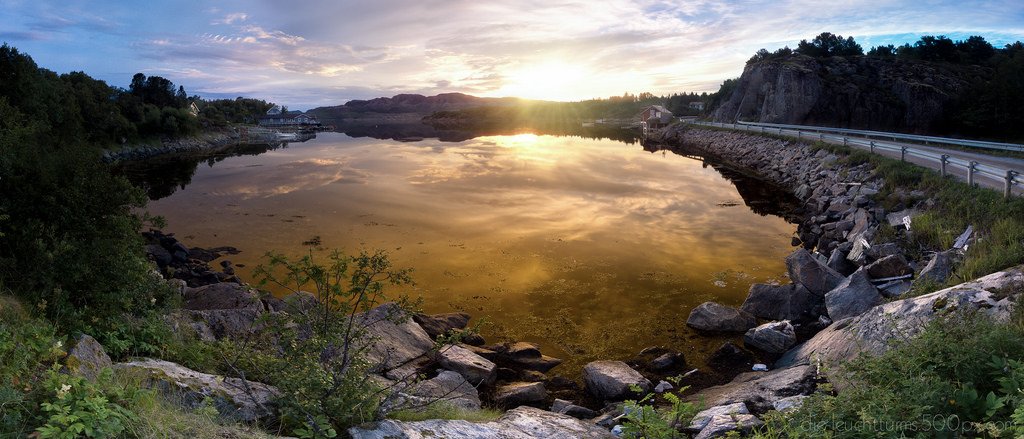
{"left": 686, "top": 302, "right": 757, "bottom": 333}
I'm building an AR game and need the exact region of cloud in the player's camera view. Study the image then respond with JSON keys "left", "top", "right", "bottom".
{"left": 5, "top": 0, "right": 1024, "bottom": 108}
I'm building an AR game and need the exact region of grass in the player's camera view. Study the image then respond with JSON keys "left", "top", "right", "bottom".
{"left": 752, "top": 308, "right": 1024, "bottom": 438}
{"left": 387, "top": 402, "right": 504, "bottom": 423}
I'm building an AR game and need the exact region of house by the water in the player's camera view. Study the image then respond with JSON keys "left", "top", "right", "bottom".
{"left": 258, "top": 105, "right": 323, "bottom": 129}
{"left": 639, "top": 105, "right": 673, "bottom": 129}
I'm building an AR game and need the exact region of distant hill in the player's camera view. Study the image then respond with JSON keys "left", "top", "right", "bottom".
{"left": 306, "top": 93, "right": 523, "bottom": 122}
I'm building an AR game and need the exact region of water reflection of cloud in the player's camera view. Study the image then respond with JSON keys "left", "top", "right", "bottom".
{"left": 208, "top": 159, "right": 369, "bottom": 198}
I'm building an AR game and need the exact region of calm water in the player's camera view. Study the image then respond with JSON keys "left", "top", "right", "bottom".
{"left": 124, "top": 129, "right": 799, "bottom": 373}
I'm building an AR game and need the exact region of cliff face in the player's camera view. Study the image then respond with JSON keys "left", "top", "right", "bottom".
{"left": 712, "top": 54, "right": 988, "bottom": 133}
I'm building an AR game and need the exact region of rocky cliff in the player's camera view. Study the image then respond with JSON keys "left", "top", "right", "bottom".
{"left": 712, "top": 54, "right": 987, "bottom": 133}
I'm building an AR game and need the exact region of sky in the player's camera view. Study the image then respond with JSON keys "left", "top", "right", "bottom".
{"left": 2, "top": 0, "right": 1023, "bottom": 109}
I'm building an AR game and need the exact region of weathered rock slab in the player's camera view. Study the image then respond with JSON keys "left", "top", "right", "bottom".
{"left": 825, "top": 268, "right": 883, "bottom": 321}
{"left": 744, "top": 321, "right": 797, "bottom": 354}
{"left": 348, "top": 406, "right": 616, "bottom": 438}
{"left": 583, "top": 360, "right": 651, "bottom": 401}
{"left": 434, "top": 344, "right": 497, "bottom": 386}
{"left": 64, "top": 334, "right": 112, "bottom": 382}
{"left": 115, "top": 358, "right": 278, "bottom": 422}
{"left": 494, "top": 382, "right": 547, "bottom": 409}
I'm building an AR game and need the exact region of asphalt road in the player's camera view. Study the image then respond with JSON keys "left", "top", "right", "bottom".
{"left": 693, "top": 121, "right": 1024, "bottom": 197}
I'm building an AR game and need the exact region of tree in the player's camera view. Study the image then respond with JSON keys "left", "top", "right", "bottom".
{"left": 867, "top": 44, "right": 896, "bottom": 57}
{"left": 796, "top": 32, "right": 864, "bottom": 57}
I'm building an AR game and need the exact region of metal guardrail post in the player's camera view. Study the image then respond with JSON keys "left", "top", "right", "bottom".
{"left": 778, "top": 128, "right": 783, "bottom": 135}
{"left": 819, "top": 133, "right": 824, "bottom": 140}
{"left": 968, "top": 161, "right": 978, "bottom": 187}
{"left": 797, "top": 130, "right": 801, "bottom": 139}
{"left": 900, "top": 146, "right": 907, "bottom": 162}
{"left": 1007, "top": 170, "right": 1019, "bottom": 199}
{"left": 843, "top": 137, "right": 848, "bottom": 147}
{"left": 761, "top": 126, "right": 765, "bottom": 133}
{"left": 870, "top": 141, "right": 874, "bottom": 154}
{"left": 940, "top": 155, "right": 949, "bottom": 176}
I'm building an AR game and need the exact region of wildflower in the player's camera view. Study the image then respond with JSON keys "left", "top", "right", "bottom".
{"left": 57, "top": 383, "right": 71, "bottom": 397}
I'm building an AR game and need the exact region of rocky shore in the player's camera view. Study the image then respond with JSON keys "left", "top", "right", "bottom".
{"left": 101, "top": 127, "right": 282, "bottom": 162}
{"left": 72, "top": 124, "right": 1022, "bottom": 438}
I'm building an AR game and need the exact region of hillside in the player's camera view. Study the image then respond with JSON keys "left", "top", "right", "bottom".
{"left": 306, "top": 92, "right": 523, "bottom": 121}
{"left": 711, "top": 53, "right": 988, "bottom": 134}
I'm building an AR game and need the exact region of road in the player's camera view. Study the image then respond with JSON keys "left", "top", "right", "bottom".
{"left": 691, "top": 121, "right": 1024, "bottom": 197}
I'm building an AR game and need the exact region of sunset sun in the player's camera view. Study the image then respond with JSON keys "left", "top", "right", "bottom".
{"left": 498, "top": 61, "right": 587, "bottom": 100}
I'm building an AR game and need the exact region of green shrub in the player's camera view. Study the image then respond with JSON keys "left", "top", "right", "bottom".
{"left": 620, "top": 383, "right": 700, "bottom": 439}
{"left": 243, "top": 249, "right": 418, "bottom": 437}
{"left": 35, "top": 367, "right": 135, "bottom": 438}
{"left": 758, "top": 310, "right": 1024, "bottom": 437}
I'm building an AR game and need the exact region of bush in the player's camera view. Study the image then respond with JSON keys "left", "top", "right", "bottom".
{"left": 758, "top": 310, "right": 1024, "bottom": 437}
{"left": 239, "top": 249, "right": 418, "bottom": 437}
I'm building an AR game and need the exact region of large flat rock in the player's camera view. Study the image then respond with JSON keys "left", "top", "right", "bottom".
{"left": 583, "top": 360, "right": 652, "bottom": 401}
{"left": 685, "top": 365, "right": 817, "bottom": 414}
{"left": 778, "top": 266, "right": 1024, "bottom": 372}
{"left": 349, "top": 406, "right": 616, "bottom": 438}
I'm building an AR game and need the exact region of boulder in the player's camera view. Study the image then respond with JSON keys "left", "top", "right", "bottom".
{"left": 182, "top": 283, "right": 263, "bottom": 311}
{"left": 686, "top": 402, "right": 750, "bottom": 432}
{"left": 686, "top": 302, "right": 757, "bottom": 333}
{"left": 433, "top": 344, "right": 497, "bottom": 386}
{"left": 63, "top": 334, "right": 112, "bottom": 382}
{"left": 413, "top": 312, "right": 472, "bottom": 339}
{"left": 115, "top": 359, "right": 278, "bottom": 423}
{"left": 694, "top": 414, "right": 763, "bottom": 439}
{"left": 649, "top": 352, "right": 685, "bottom": 372}
{"left": 778, "top": 267, "right": 1024, "bottom": 376}
{"left": 826, "top": 249, "right": 856, "bottom": 276}
{"left": 145, "top": 244, "right": 173, "bottom": 267}
{"left": 380, "top": 370, "right": 481, "bottom": 415}
{"left": 685, "top": 365, "right": 817, "bottom": 414}
{"left": 348, "top": 406, "right": 616, "bottom": 438}
{"left": 773, "top": 395, "right": 808, "bottom": 412}
{"left": 740, "top": 283, "right": 819, "bottom": 322}
{"left": 550, "top": 399, "right": 597, "bottom": 419}
{"left": 583, "top": 360, "right": 651, "bottom": 401}
{"left": 917, "top": 250, "right": 958, "bottom": 284}
{"left": 825, "top": 269, "right": 883, "bottom": 321}
{"left": 865, "top": 254, "right": 913, "bottom": 279}
{"left": 356, "top": 303, "right": 436, "bottom": 373}
{"left": 707, "top": 342, "right": 755, "bottom": 369}
{"left": 743, "top": 321, "right": 797, "bottom": 354}
{"left": 494, "top": 382, "right": 547, "bottom": 409}
{"left": 505, "top": 342, "right": 542, "bottom": 358}
{"left": 865, "top": 243, "right": 902, "bottom": 261}
{"left": 166, "top": 309, "right": 264, "bottom": 341}
{"left": 786, "top": 249, "right": 845, "bottom": 296}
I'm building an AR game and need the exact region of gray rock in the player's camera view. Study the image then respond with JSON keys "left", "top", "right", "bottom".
{"left": 686, "top": 302, "right": 757, "bottom": 333}
{"left": 649, "top": 352, "right": 685, "bottom": 371}
{"left": 434, "top": 344, "right": 497, "bottom": 386}
{"left": 687, "top": 402, "right": 750, "bottom": 432}
{"left": 685, "top": 365, "right": 817, "bottom": 413}
{"left": 145, "top": 244, "right": 173, "bottom": 267}
{"left": 115, "top": 359, "right": 278, "bottom": 423}
{"left": 356, "top": 303, "right": 436, "bottom": 373}
{"left": 865, "top": 254, "right": 913, "bottom": 279}
{"left": 827, "top": 249, "right": 856, "bottom": 276}
{"left": 183, "top": 283, "right": 264, "bottom": 311}
{"left": 743, "top": 321, "right": 797, "bottom": 354}
{"left": 773, "top": 395, "right": 808, "bottom": 412}
{"left": 413, "top": 312, "right": 471, "bottom": 339}
{"left": 654, "top": 380, "right": 674, "bottom": 393}
{"left": 583, "top": 360, "right": 652, "bottom": 401}
{"left": 166, "top": 308, "right": 265, "bottom": 341}
{"left": 348, "top": 406, "right": 616, "bottom": 438}
{"left": 879, "top": 279, "right": 913, "bottom": 298}
{"left": 786, "top": 249, "right": 845, "bottom": 296}
{"left": 918, "top": 250, "right": 958, "bottom": 284}
{"left": 494, "top": 382, "right": 547, "bottom": 409}
{"left": 740, "top": 283, "right": 819, "bottom": 322}
{"left": 380, "top": 370, "right": 481, "bottom": 415}
{"left": 825, "top": 269, "right": 883, "bottom": 321}
{"left": 694, "top": 414, "right": 763, "bottom": 439}
{"left": 64, "top": 334, "right": 112, "bottom": 382}
{"left": 550, "top": 399, "right": 598, "bottom": 419}
{"left": 866, "top": 243, "right": 902, "bottom": 261}
{"left": 505, "top": 342, "right": 542, "bottom": 358}
{"left": 778, "top": 267, "right": 1024, "bottom": 379}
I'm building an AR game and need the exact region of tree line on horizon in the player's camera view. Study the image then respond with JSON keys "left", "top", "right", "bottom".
{"left": 0, "top": 44, "right": 274, "bottom": 147}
